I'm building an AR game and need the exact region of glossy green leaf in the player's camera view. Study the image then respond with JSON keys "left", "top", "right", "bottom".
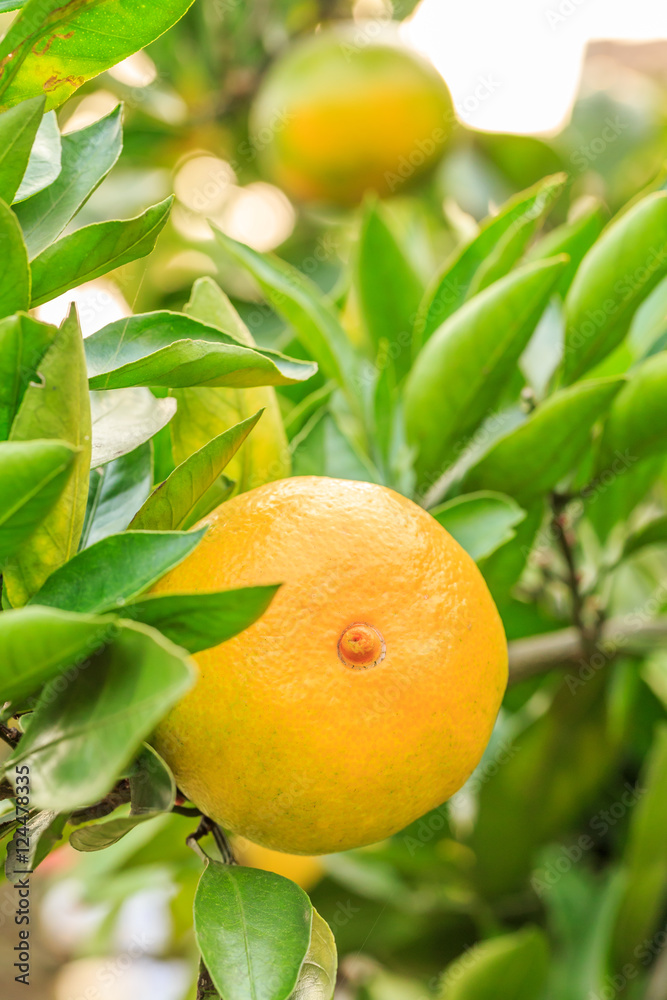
{"left": 288, "top": 910, "right": 337, "bottom": 1000}
{"left": 462, "top": 377, "right": 624, "bottom": 502}
{"left": 130, "top": 412, "right": 262, "bottom": 531}
{"left": 173, "top": 277, "right": 291, "bottom": 492}
{"left": 195, "top": 862, "right": 312, "bottom": 1000}
{"left": 416, "top": 174, "right": 566, "bottom": 343}
{"left": 0, "top": 95, "right": 44, "bottom": 204}
{"left": 0, "top": 605, "right": 114, "bottom": 706}
{"left": 610, "top": 725, "right": 667, "bottom": 974}
{"left": 528, "top": 202, "right": 607, "bottom": 297}
{"left": 15, "top": 104, "right": 122, "bottom": 259}
{"left": 69, "top": 744, "right": 176, "bottom": 852}
{"left": 82, "top": 443, "right": 153, "bottom": 548}
{"left": 597, "top": 352, "right": 667, "bottom": 472}
{"left": 0, "top": 1, "right": 27, "bottom": 11}
{"left": 90, "top": 387, "right": 176, "bottom": 469}
{"left": 405, "top": 256, "right": 567, "bottom": 479}
{"left": 0, "top": 0, "right": 196, "bottom": 111}
{"left": 466, "top": 175, "right": 566, "bottom": 298}
{"left": 356, "top": 199, "right": 423, "bottom": 380}
{"left": 622, "top": 515, "right": 667, "bottom": 559}
{"left": 0, "top": 198, "right": 30, "bottom": 317}
{"left": 0, "top": 313, "right": 56, "bottom": 440}
{"left": 291, "top": 409, "right": 381, "bottom": 483}
{"left": 439, "top": 927, "right": 549, "bottom": 1000}
{"left": 5, "top": 810, "right": 67, "bottom": 883}
{"left": 430, "top": 492, "right": 526, "bottom": 562}
{"left": 214, "top": 226, "right": 357, "bottom": 390}
{"left": 0, "top": 440, "right": 77, "bottom": 566}
{"left": 122, "top": 584, "right": 279, "bottom": 654}
{"left": 29, "top": 197, "right": 173, "bottom": 307}
{"left": 3, "top": 307, "right": 91, "bottom": 605}
{"left": 28, "top": 529, "right": 205, "bottom": 614}
{"left": 84, "top": 310, "right": 316, "bottom": 391}
{"left": 13, "top": 110, "right": 61, "bottom": 202}
{"left": 3, "top": 621, "right": 195, "bottom": 812}
{"left": 562, "top": 192, "right": 667, "bottom": 383}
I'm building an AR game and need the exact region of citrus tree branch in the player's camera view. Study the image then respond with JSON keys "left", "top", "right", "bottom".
{"left": 508, "top": 616, "right": 667, "bottom": 685}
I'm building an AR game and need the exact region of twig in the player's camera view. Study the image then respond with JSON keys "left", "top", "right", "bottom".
{"left": 197, "top": 960, "right": 219, "bottom": 999}
{"left": 172, "top": 804, "right": 202, "bottom": 817}
{"left": 186, "top": 814, "right": 237, "bottom": 865}
{"left": 0, "top": 723, "right": 20, "bottom": 749}
{"left": 550, "top": 493, "right": 591, "bottom": 642}
{"left": 508, "top": 616, "right": 667, "bottom": 685}
{"left": 69, "top": 780, "right": 131, "bottom": 825}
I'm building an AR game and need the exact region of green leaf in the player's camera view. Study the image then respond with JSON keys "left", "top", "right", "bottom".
{"left": 462, "top": 377, "right": 624, "bottom": 503}
{"left": 471, "top": 672, "right": 619, "bottom": 897}
{"left": 29, "top": 197, "right": 173, "bottom": 307}
{"left": 0, "top": 440, "right": 77, "bottom": 566}
{"left": 527, "top": 202, "right": 607, "bottom": 297}
{"left": 430, "top": 492, "right": 526, "bottom": 562}
{"left": 355, "top": 199, "right": 423, "bottom": 381}
{"left": 291, "top": 409, "right": 381, "bottom": 483}
{"left": 173, "top": 277, "right": 291, "bottom": 492}
{"left": 84, "top": 311, "right": 316, "bottom": 391}
{"left": 5, "top": 810, "right": 67, "bottom": 883}
{"left": 4, "top": 621, "right": 195, "bottom": 812}
{"left": 0, "top": 0, "right": 196, "bottom": 111}
{"left": 90, "top": 387, "right": 176, "bottom": 469}
{"left": 0, "top": 95, "right": 44, "bottom": 204}
{"left": 0, "top": 198, "right": 30, "bottom": 318}
{"left": 0, "top": 1, "right": 27, "bottom": 11}
{"left": 405, "top": 256, "right": 568, "bottom": 480}
{"left": 13, "top": 110, "right": 61, "bottom": 202}
{"left": 122, "top": 585, "right": 279, "bottom": 654}
{"left": 195, "top": 862, "right": 312, "bottom": 1000}
{"left": 0, "top": 605, "right": 114, "bottom": 706}
{"left": 130, "top": 413, "right": 263, "bottom": 531}
{"left": 562, "top": 192, "right": 667, "bottom": 383}
{"left": 214, "top": 226, "right": 357, "bottom": 391}
{"left": 597, "top": 352, "right": 667, "bottom": 472}
{"left": 28, "top": 529, "right": 205, "bottom": 614}
{"left": 0, "top": 313, "right": 56, "bottom": 440}
{"left": 82, "top": 442, "right": 153, "bottom": 548}
{"left": 15, "top": 103, "right": 122, "bottom": 259}
{"left": 288, "top": 910, "right": 337, "bottom": 1000}
{"left": 438, "top": 927, "right": 549, "bottom": 1000}
{"left": 622, "top": 515, "right": 667, "bottom": 559}
{"left": 466, "top": 175, "right": 566, "bottom": 298}
{"left": 69, "top": 744, "right": 176, "bottom": 852}
{"left": 416, "top": 174, "right": 566, "bottom": 343}
{"left": 3, "top": 306, "right": 91, "bottom": 605}
{"left": 610, "top": 725, "right": 667, "bottom": 974}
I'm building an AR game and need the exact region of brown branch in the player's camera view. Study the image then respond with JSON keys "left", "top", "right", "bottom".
{"left": 508, "top": 616, "right": 667, "bottom": 685}
{"left": 197, "top": 960, "right": 219, "bottom": 999}
{"left": 69, "top": 780, "right": 131, "bottom": 825}
{"left": 0, "top": 724, "right": 20, "bottom": 749}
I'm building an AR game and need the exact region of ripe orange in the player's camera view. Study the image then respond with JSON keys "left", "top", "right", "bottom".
{"left": 153, "top": 477, "right": 507, "bottom": 854}
{"left": 249, "top": 23, "right": 454, "bottom": 206}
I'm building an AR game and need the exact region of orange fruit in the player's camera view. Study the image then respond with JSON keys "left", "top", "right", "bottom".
{"left": 153, "top": 477, "right": 507, "bottom": 854}
{"left": 250, "top": 23, "right": 454, "bottom": 206}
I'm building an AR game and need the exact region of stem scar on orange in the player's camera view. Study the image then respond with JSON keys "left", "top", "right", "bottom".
{"left": 152, "top": 477, "right": 507, "bottom": 855}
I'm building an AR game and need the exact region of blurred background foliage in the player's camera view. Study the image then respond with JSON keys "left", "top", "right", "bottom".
{"left": 2, "top": 0, "right": 667, "bottom": 998}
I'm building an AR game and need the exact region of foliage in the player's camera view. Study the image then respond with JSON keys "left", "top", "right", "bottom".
{"left": 1, "top": 3, "right": 667, "bottom": 1000}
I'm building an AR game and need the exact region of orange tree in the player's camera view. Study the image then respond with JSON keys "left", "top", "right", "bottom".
{"left": 2, "top": 3, "right": 667, "bottom": 1000}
